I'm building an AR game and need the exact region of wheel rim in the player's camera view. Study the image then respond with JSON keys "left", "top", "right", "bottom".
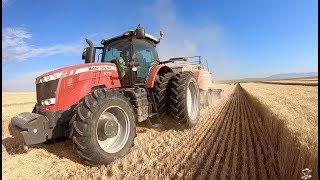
{"left": 96, "top": 106, "right": 130, "bottom": 153}
{"left": 186, "top": 81, "right": 199, "bottom": 122}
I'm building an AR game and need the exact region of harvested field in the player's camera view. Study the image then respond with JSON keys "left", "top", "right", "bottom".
{"left": 2, "top": 84, "right": 318, "bottom": 179}
{"left": 241, "top": 83, "right": 318, "bottom": 152}
{"left": 2, "top": 92, "right": 36, "bottom": 106}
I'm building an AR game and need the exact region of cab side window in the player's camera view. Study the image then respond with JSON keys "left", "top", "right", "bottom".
{"left": 102, "top": 38, "right": 130, "bottom": 63}
{"left": 104, "top": 47, "right": 120, "bottom": 62}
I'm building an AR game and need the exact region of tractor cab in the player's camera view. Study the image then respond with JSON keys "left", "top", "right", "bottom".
{"left": 82, "top": 25, "right": 162, "bottom": 87}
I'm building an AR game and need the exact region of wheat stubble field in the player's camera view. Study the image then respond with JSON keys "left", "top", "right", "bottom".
{"left": 2, "top": 82, "right": 318, "bottom": 179}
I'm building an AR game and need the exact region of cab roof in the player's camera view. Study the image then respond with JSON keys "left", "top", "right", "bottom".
{"left": 101, "top": 30, "right": 159, "bottom": 45}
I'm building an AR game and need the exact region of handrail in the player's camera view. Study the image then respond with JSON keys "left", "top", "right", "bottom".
{"left": 160, "top": 55, "right": 211, "bottom": 73}
{"left": 184, "top": 56, "right": 210, "bottom": 72}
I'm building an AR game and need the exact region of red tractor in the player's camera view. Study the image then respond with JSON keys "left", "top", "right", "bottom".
{"left": 11, "top": 25, "right": 222, "bottom": 165}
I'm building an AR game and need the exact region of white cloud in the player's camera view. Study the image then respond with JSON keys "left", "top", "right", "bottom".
{"left": 142, "top": 0, "right": 243, "bottom": 80}
{"left": 143, "top": 0, "right": 223, "bottom": 60}
{"left": 2, "top": 27, "right": 82, "bottom": 61}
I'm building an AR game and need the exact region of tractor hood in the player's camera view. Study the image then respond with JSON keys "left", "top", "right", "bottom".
{"left": 35, "top": 63, "right": 117, "bottom": 84}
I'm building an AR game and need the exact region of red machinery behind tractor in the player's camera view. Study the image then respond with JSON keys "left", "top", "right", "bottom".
{"left": 11, "top": 25, "right": 222, "bottom": 165}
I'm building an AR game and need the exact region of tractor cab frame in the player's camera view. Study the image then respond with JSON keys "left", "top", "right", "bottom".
{"left": 82, "top": 26, "right": 161, "bottom": 87}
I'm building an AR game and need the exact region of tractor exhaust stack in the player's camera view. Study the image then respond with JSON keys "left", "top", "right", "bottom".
{"left": 84, "top": 38, "right": 96, "bottom": 63}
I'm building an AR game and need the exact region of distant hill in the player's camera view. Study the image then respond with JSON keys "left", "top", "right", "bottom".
{"left": 265, "top": 72, "right": 318, "bottom": 80}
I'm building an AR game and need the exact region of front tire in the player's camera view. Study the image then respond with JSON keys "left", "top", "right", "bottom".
{"left": 169, "top": 72, "right": 200, "bottom": 128}
{"left": 72, "top": 88, "right": 136, "bottom": 165}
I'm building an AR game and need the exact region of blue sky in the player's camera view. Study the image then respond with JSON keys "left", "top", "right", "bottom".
{"left": 2, "top": 0, "right": 318, "bottom": 91}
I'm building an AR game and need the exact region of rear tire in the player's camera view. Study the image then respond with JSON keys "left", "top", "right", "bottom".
{"left": 72, "top": 88, "right": 136, "bottom": 165}
{"left": 169, "top": 72, "right": 200, "bottom": 128}
{"left": 152, "top": 72, "right": 174, "bottom": 120}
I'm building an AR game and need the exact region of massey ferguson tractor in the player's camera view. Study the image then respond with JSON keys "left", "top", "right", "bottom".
{"left": 11, "top": 25, "right": 222, "bottom": 165}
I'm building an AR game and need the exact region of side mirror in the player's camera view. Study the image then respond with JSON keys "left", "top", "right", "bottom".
{"left": 160, "top": 30, "right": 164, "bottom": 38}
{"left": 157, "top": 30, "right": 164, "bottom": 43}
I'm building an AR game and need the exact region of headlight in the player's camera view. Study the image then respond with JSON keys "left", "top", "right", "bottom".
{"left": 41, "top": 98, "right": 56, "bottom": 106}
{"left": 43, "top": 76, "right": 51, "bottom": 82}
{"left": 40, "top": 72, "right": 62, "bottom": 83}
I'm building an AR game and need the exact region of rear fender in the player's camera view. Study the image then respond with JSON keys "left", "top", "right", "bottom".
{"left": 146, "top": 65, "right": 173, "bottom": 88}
{"left": 181, "top": 67, "right": 213, "bottom": 91}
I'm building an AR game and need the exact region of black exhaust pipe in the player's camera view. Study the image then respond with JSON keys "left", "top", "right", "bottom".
{"left": 86, "top": 38, "right": 93, "bottom": 47}
{"left": 84, "top": 39, "right": 96, "bottom": 63}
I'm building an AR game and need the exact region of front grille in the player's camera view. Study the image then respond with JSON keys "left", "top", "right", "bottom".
{"left": 36, "top": 79, "right": 59, "bottom": 105}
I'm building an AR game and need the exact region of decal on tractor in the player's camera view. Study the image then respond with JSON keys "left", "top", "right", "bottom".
{"left": 75, "top": 65, "right": 117, "bottom": 74}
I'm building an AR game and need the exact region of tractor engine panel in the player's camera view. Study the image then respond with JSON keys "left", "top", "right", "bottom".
{"left": 35, "top": 63, "right": 121, "bottom": 112}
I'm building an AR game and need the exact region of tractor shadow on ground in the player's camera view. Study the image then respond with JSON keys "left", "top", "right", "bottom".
{"left": 2, "top": 136, "right": 29, "bottom": 155}
{"left": 3, "top": 122, "right": 29, "bottom": 155}
{"left": 136, "top": 115, "right": 186, "bottom": 132}
{"left": 3, "top": 134, "right": 85, "bottom": 164}
{"left": 2, "top": 121, "right": 85, "bottom": 164}
{"left": 35, "top": 139, "right": 84, "bottom": 164}
{"left": 240, "top": 86, "right": 318, "bottom": 179}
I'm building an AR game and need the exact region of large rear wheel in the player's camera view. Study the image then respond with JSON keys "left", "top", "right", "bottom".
{"left": 72, "top": 88, "right": 136, "bottom": 165}
{"left": 150, "top": 72, "right": 174, "bottom": 127}
{"left": 169, "top": 72, "right": 200, "bottom": 128}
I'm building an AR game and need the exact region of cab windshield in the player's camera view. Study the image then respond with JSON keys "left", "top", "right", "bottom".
{"left": 101, "top": 38, "right": 159, "bottom": 83}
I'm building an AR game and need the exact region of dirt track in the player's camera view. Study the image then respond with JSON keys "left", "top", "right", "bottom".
{"left": 2, "top": 84, "right": 317, "bottom": 179}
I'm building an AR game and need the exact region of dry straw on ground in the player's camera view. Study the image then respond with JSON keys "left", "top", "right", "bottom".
{"left": 2, "top": 82, "right": 318, "bottom": 179}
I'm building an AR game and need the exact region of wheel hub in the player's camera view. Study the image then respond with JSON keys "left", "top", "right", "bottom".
{"left": 104, "top": 119, "right": 119, "bottom": 138}
{"left": 97, "top": 106, "right": 130, "bottom": 153}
